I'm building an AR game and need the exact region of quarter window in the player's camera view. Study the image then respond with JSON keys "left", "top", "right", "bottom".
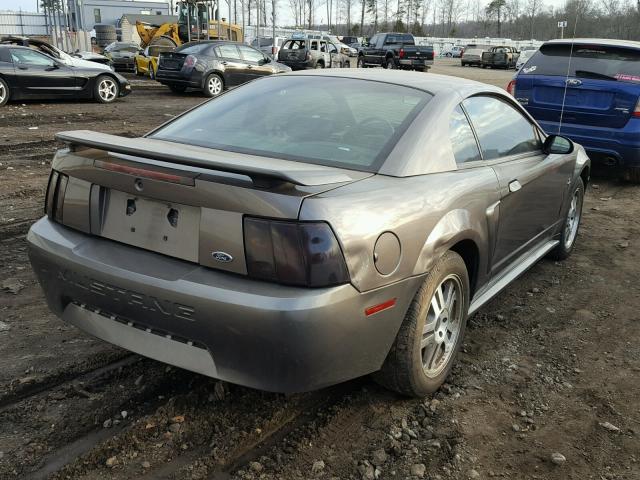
{"left": 462, "top": 96, "right": 541, "bottom": 160}
{"left": 450, "top": 105, "right": 481, "bottom": 164}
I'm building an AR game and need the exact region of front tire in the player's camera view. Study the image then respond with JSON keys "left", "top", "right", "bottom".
{"left": 134, "top": 61, "right": 141, "bottom": 76}
{"left": 0, "top": 77, "right": 9, "bottom": 106}
{"left": 549, "top": 177, "right": 585, "bottom": 260}
{"left": 94, "top": 75, "right": 119, "bottom": 103}
{"left": 203, "top": 73, "right": 224, "bottom": 97}
{"left": 374, "top": 251, "right": 470, "bottom": 397}
{"left": 149, "top": 64, "right": 155, "bottom": 80}
{"left": 315, "top": 61, "right": 325, "bottom": 69}
{"left": 357, "top": 56, "right": 365, "bottom": 68}
{"left": 384, "top": 58, "right": 396, "bottom": 69}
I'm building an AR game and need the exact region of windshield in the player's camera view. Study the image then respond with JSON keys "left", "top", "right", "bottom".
{"left": 523, "top": 43, "right": 640, "bottom": 83}
{"left": 151, "top": 76, "right": 431, "bottom": 172}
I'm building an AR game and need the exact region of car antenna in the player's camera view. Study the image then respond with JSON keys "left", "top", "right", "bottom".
{"left": 557, "top": 16, "right": 580, "bottom": 135}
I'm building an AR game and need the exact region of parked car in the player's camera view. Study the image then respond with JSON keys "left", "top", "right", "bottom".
{"left": 0, "top": 45, "right": 130, "bottom": 106}
{"left": 277, "top": 36, "right": 344, "bottom": 69}
{"left": 442, "top": 45, "right": 465, "bottom": 58}
{"left": 156, "top": 40, "right": 290, "bottom": 96}
{"left": 0, "top": 35, "right": 112, "bottom": 70}
{"left": 481, "top": 46, "right": 519, "bottom": 69}
{"left": 134, "top": 44, "right": 175, "bottom": 79}
{"left": 103, "top": 42, "right": 141, "bottom": 72}
{"left": 515, "top": 48, "right": 536, "bottom": 70}
{"left": 357, "top": 33, "right": 434, "bottom": 71}
{"left": 340, "top": 36, "right": 359, "bottom": 45}
{"left": 461, "top": 48, "right": 485, "bottom": 67}
{"left": 250, "top": 36, "right": 286, "bottom": 59}
{"left": 508, "top": 38, "right": 640, "bottom": 182}
{"left": 28, "top": 70, "right": 589, "bottom": 397}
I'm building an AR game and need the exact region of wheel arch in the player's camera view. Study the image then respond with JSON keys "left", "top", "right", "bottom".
{"left": 91, "top": 72, "right": 120, "bottom": 97}
{"left": 201, "top": 70, "right": 224, "bottom": 90}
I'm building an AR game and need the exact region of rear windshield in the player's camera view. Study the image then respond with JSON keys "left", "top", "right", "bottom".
{"left": 282, "top": 39, "right": 306, "bottom": 50}
{"left": 385, "top": 34, "right": 414, "bottom": 44}
{"left": 176, "top": 42, "right": 212, "bottom": 54}
{"left": 522, "top": 43, "right": 640, "bottom": 83}
{"left": 151, "top": 76, "right": 431, "bottom": 172}
{"left": 252, "top": 37, "right": 273, "bottom": 47}
{"left": 105, "top": 43, "right": 138, "bottom": 52}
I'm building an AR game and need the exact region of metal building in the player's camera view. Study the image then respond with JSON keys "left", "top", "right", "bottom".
{"left": 67, "top": 0, "right": 170, "bottom": 31}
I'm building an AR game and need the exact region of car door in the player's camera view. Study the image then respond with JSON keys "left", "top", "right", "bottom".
{"left": 10, "top": 48, "right": 77, "bottom": 95}
{"left": 327, "top": 43, "right": 340, "bottom": 67}
{"left": 462, "top": 95, "right": 573, "bottom": 273}
{"left": 213, "top": 44, "right": 246, "bottom": 86}
{"left": 364, "top": 35, "right": 379, "bottom": 64}
{"left": 237, "top": 45, "right": 271, "bottom": 80}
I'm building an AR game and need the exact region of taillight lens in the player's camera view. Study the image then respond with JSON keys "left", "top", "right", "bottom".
{"left": 184, "top": 55, "right": 196, "bottom": 68}
{"left": 244, "top": 217, "right": 350, "bottom": 287}
{"left": 634, "top": 97, "right": 640, "bottom": 117}
{"left": 399, "top": 48, "right": 405, "bottom": 59}
{"left": 506, "top": 79, "right": 516, "bottom": 96}
{"left": 45, "top": 170, "right": 67, "bottom": 222}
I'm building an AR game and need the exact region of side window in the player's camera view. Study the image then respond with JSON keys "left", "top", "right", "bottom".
{"left": 368, "top": 35, "right": 378, "bottom": 47}
{"left": 238, "top": 45, "right": 265, "bottom": 63}
{"left": 450, "top": 105, "right": 481, "bottom": 164}
{"left": 0, "top": 48, "right": 11, "bottom": 63}
{"left": 328, "top": 43, "right": 337, "bottom": 54}
{"left": 376, "top": 36, "right": 385, "bottom": 48}
{"left": 94, "top": 8, "right": 101, "bottom": 23}
{"left": 320, "top": 42, "right": 327, "bottom": 52}
{"left": 215, "top": 44, "right": 241, "bottom": 60}
{"left": 10, "top": 49, "right": 55, "bottom": 67}
{"left": 462, "top": 96, "right": 541, "bottom": 160}
{"left": 311, "top": 40, "right": 318, "bottom": 51}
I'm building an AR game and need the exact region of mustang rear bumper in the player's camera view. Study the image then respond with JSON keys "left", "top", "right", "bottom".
{"left": 27, "top": 217, "right": 421, "bottom": 393}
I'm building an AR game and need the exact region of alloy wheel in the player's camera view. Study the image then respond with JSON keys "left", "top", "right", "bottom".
{"left": 98, "top": 78, "right": 117, "bottom": 102}
{"left": 421, "top": 274, "right": 464, "bottom": 378}
{"left": 564, "top": 187, "right": 583, "bottom": 250}
{"left": 0, "top": 82, "right": 6, "bottom": 104}
{"left": 208, "top": 76, "right": 222, "bottom": 95}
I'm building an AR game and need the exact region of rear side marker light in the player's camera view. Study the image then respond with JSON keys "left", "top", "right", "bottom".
{"left": 633, "top": 98, "right": 640, "bottom": 118}
{"left": 506, "top": 80, "right": 516, "bottom": 96}
{"left": 365, "top": 298, "right": 397, "bottom": 316}
{"left": 244, "top": 217, "right": 350, "bottom": 287}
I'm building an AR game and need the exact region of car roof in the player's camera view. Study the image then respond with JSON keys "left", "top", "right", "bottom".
{"left": 544, "top": 38, "right": 640, "bottom": 49}
{"left": 285, "top": 69, "right": 503, "bottom": 96}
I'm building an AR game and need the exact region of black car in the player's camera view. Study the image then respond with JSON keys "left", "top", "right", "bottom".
{"left": 0, "top": 45, "right": 131, "bottom": 106}
{"left": 103, "top": 42, "right": 140, "bottom": 72}
{"left": 155, "top": 40, "right": 291, "bottom": 97}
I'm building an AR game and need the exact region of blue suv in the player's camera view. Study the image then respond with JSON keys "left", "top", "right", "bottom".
{"left": 508, "top": 39, "right": 640, "bottom": 182}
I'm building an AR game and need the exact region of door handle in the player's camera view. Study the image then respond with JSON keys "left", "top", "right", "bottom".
{"left": 508, "top": 180, "right": 522, "bottom": 193}
{"left": 247, "top": 65, "right": 253, "bottom": 69}
{"left": 17, "top": 65, "right": 28, "bottom": 70}
{"left": 221, "top": 61, "right": 228, "bottom": 65}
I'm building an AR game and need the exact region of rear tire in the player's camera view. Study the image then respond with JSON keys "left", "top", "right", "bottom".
{"left": 315, "top": 61, "right": 325, "bottom": 69}
{"left": 623, "top": 167, "right": 640, "bottom": 184}
{"left": 374, "top": 251, "right": 470, "bottom": 397}
{"left": 203, "top": 73, "right": 223, "bottom": 97}
{"left": 0, "top": 77, "right": 9, "bottom": 106}
{"left": 94, "top": 75, "right": 119, "bottom": 103}
{"left": 134, "top": 61, "right": 141, "bottom": 76}
{"left": 168, "top": 84, "right": 187, "bottom": 93}
{"left": 548, "top": 177, "right": 585, "bottom": 260}
{"left": 149, "top": 64, "right": 155, "bottom": 80}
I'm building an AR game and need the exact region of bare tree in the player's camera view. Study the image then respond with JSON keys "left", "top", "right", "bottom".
{"left": 485, "top": 0, "right": 507, "bottom": 35}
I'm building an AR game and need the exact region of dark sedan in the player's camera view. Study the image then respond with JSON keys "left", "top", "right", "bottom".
{"left": 155, "top": 40, "right": 291, "bottom": 97}
{"left": 0, "top": 45, "right": 131, "bottom": 106}
{"left": 103, "top": 42, "right": 140, "bottom": 72}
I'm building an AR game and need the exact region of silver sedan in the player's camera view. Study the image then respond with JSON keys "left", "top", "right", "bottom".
{"left": 28, "top": 70, "right": 589, "bottom": 397}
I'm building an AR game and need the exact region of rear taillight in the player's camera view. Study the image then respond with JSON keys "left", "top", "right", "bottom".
{"left": 634, "top": 98, "right": 640, "bottom": 117}
{"left": 244, "top": 217, "right": 350, "bottom": 287}
{"left": 399, "top": 48, "right": 405, "bottom": 59}
{"left": 184, "top": 55, "right": 196, "bottom": 68}
{"left": 272, "top": 46, "right": 277, "bottom": 55}
{"left": 45, "top": 170, "right": 67, "bottom": 223}
{"left": 506, "top": 79, "right": 516, "bottom": 96}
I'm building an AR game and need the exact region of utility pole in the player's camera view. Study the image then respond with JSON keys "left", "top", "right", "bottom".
{"left": 272, "top": 0, "right": 275, "bottom": 43}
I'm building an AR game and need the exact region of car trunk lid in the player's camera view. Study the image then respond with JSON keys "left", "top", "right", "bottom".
{"left": 158, "top": 51, "right": 187, "bottom": 71}
{"left": 50, "top": 130, "right": 372, "bottom": 276}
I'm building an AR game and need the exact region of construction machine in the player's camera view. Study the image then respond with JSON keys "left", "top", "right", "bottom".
{"left": 135, "top": 0, "right": 242, "bottom": 51}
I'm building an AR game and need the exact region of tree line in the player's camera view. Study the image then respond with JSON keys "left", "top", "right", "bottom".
{"left": 281, "top": 0, "right": 640, "bottom": 41}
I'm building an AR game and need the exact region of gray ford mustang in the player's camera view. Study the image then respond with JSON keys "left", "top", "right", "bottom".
{"left": 27, "top": 70, "right": 589, "bottom": 397}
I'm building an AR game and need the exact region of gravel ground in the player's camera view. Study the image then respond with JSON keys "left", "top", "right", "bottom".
{"left": 0, "top": 59, "right": 638, "bottom": 480}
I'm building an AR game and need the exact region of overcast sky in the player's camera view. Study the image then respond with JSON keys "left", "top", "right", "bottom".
{"left": 5, "top": 0, "right": 566, "bottom": 26}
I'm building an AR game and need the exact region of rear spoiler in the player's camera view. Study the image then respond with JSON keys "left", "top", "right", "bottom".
{"left": 55, "top": 130, "right": 370, "bottom": 187}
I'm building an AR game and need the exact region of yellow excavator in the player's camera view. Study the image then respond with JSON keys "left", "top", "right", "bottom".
{"left": 134, "top": 0, "right": 242, "bottom": 77}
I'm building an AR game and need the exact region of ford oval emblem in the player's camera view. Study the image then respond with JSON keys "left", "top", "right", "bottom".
{"left": 211, "top": 251, "right": 233, "bottom": 263}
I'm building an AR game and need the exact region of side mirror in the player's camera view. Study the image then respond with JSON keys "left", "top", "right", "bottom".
{"left": 46, "top": 63, "right": 60, "bottom": 71}
{"left": 543, "top": 135, "right": 574, "bottom": 155}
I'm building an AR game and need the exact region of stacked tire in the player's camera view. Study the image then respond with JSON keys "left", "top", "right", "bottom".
{"left": 94, "top": 24, "right": 117, "bottom": 48}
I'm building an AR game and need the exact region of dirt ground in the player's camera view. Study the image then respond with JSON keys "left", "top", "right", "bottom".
{"left": 0, "top": 59, "right": 638, "bottom": 480}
